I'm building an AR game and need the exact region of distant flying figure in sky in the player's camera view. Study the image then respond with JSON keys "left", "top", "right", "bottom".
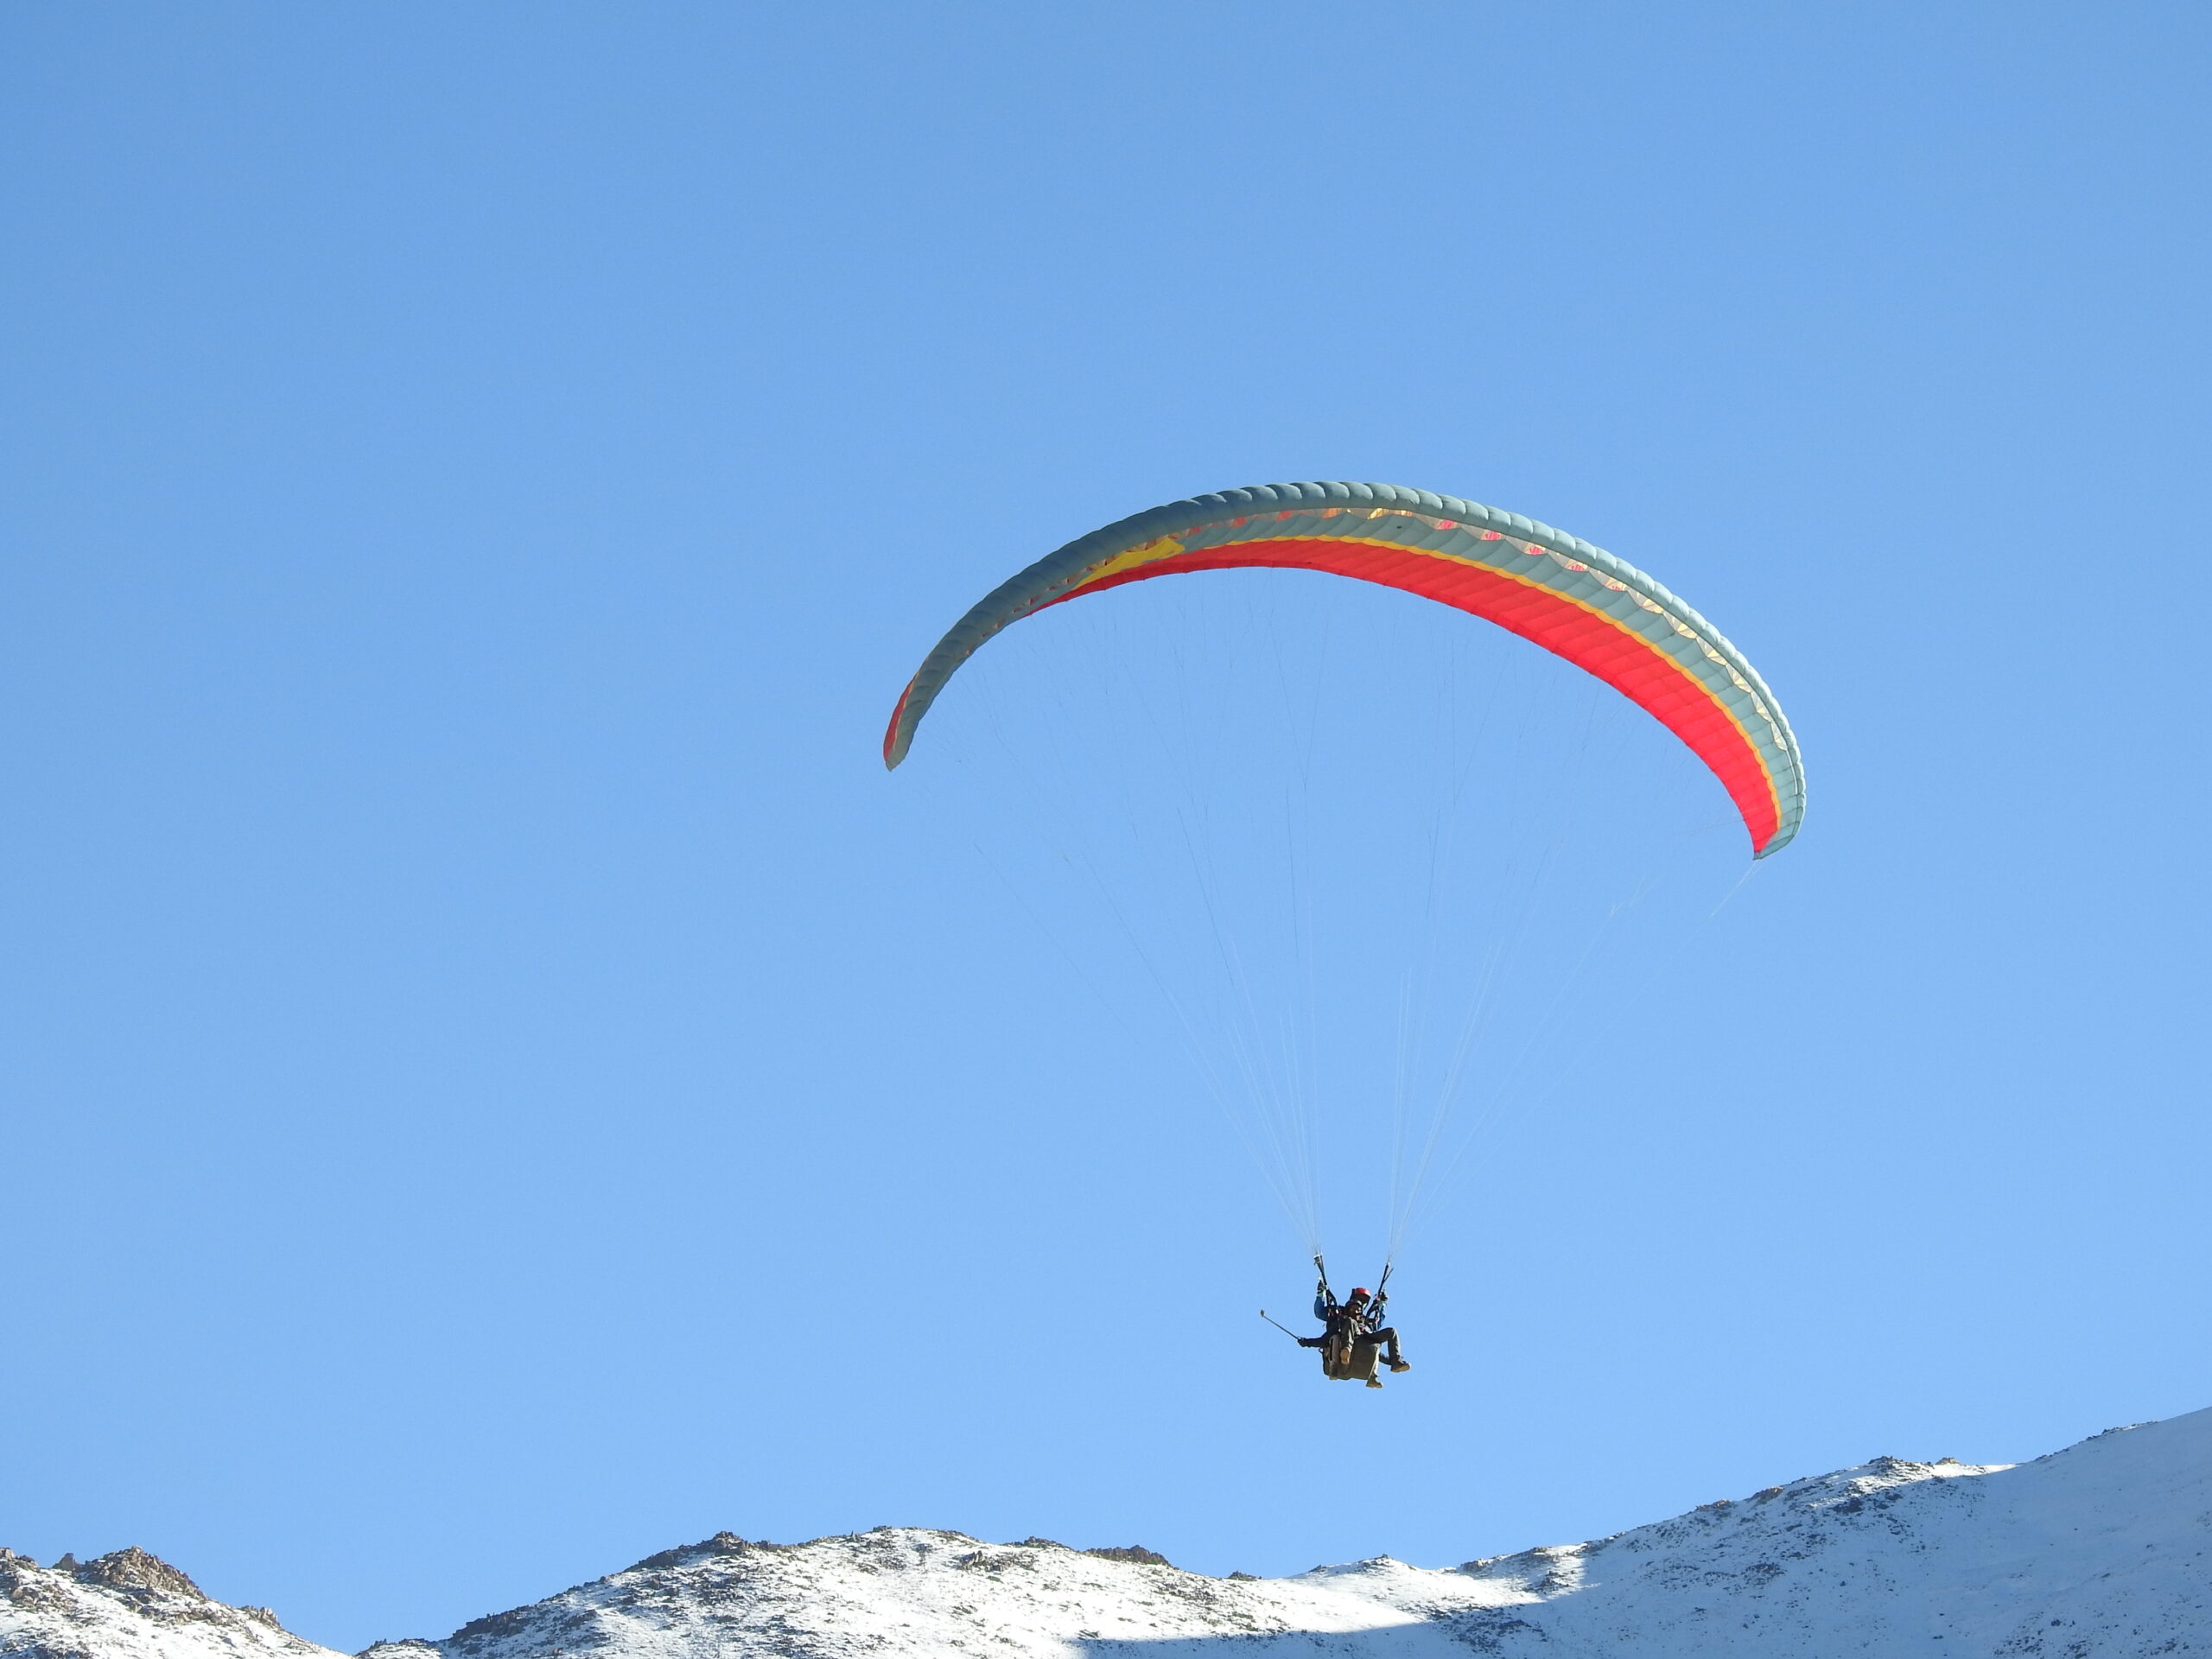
{"left": 1298, "top": 1270, "right": 1409, "bottom": 1389}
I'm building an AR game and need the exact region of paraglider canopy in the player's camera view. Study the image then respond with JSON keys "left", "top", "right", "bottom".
{"left": 885, "top": 481, "right": 1804, "bottom": 856}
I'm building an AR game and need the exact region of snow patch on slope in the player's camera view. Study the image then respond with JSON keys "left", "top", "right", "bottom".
{"left": 1441, "top": 1415, "right": 2212, "bottom": 1655}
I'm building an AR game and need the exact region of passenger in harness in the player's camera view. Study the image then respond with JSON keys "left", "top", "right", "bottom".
{"left": 1297, "top": 1274, "right": 1410, "bottom": 1388}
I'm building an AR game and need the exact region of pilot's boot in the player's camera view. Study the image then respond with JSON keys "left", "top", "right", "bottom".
{"left": 1365, "top": 1376, "right": 1384, "bottom": 1389}
{"left": 1389, "top": 1358, "right": 1412, "bottom": 1372}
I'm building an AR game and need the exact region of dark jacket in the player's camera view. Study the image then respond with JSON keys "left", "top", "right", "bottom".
{"left": 1312, "top": 1285, "right": 1385, "bottom": 1340}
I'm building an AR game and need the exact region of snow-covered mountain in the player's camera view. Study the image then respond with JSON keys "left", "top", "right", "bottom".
{"left": 0, "top": 1547, "right": 328, "bottom": 1659}
{"left": 12, "top": 1408, "right": 2212, "bottom": 1658}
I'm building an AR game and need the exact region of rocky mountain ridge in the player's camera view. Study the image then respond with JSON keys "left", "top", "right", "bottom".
{"left": 0, "top": 1546, "right": 324, "bottom": 1659}
{"left": 10, "top": 1407, "right": 2212, "bottom": 1657}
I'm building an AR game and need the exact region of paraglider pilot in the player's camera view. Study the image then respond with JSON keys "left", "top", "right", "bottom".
{"left": 1300, "top": 1272, "right": 1410, "bottom": 1388}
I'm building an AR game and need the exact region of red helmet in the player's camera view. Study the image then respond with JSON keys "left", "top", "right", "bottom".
{"left": 1349, "top": 1287, "right": 1370, "bottom": 1300}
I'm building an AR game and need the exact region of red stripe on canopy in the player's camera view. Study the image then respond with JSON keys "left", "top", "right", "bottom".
{"left": 1046, "top": 538, "right": 1783, "bottom": 855}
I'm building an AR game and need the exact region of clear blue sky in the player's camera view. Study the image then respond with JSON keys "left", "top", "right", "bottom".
{"left": 3, "top": 2, "right": 2208, "bottom": 1650}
